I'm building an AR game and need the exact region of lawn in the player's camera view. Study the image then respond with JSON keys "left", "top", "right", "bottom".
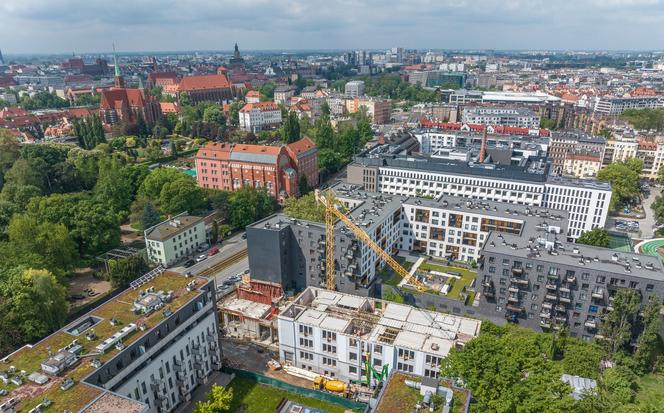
{"left": 226, "top": 377, "right": 357, "bottom": 413}
{"left": 378, "top": 256, "right": 414, "bottom": 287}
{"left": 636, "top": 373, "right": 664, "bottom": 407}
{"left": 418, "top": 262, "right": 477, "bottom": 301}
{"left": 375, "top": 373, "right": 420, "bottom": 413}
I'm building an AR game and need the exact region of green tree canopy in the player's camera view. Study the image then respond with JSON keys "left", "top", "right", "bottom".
{"left": 597, "top": 160, "right": 641, "bottom": 211}
{"left": 283, "top": 193, "right": 325, "bottom": 223}
{"left": 576, "top": 228, "right": 610, "bottom": 248}
{"left": 193, "top": 384, "right": 233, "bottom": 413}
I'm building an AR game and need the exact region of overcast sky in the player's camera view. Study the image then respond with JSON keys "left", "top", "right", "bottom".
{"left": 2, "top": 0, "right": 664, "bottom": 54}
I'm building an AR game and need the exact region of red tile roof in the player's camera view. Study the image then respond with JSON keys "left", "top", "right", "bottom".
{"left": 418, "top": 118, "right": 551, "bottom": 137}
{"left": 286, "top": 136, "right": 316, "bottom": 156}
{"left": 160, "top": 102, "right": 180, "bottom": 113}
{"left": 196, "top": 142, "right": 232, "bottom": 160}
{"left": 239, "top": 101, "right": 280, "bottom": 113}
{"left": 245, "top": 90, "right": 260, "bottom": 97}
{"left": 232, "top": 143, "right": 282, "bottom": 155}
{"left": 100, "top": 88, "right": 147, "bottom": 110}
{"left": 178, "top": 74, "right": 231, "bottom": 92}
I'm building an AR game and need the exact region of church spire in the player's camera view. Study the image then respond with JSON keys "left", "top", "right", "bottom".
{"left": 112, "top": 44, "right": 124, "bottom": 88}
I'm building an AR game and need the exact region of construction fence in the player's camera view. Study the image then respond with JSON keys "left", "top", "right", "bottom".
{"left": 223, "top": 367, "right": 369, "bottom": 412}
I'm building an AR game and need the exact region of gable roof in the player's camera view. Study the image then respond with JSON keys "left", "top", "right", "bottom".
{"left": 239, "top": 101, "right": 280, "bottom": 113}
{"left": 100, "top": 88, "right": 146, "bottom": 110}
{"left": 286, "top": 136, "right": 317, "bottom": 158}
{"left": 178, "top": 74, "right": 231, "bottom": 92}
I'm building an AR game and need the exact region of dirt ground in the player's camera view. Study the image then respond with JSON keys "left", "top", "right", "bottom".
{"left": 67, "top": 268, "right": 112, "bottom": 310}
{"left": 221, "top": 338, "right": 312, "bottom": 388}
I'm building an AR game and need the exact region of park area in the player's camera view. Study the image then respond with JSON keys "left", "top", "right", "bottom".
{"left": 224, "top": 376, "right": 362, "bottom": 413}
{"left": 417, "top": 261, "right": 476, "bottom": 301}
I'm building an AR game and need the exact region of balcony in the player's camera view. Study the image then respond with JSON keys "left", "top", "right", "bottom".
{"left": 506, "top": 304, "right": 524, "bottom": 313}
{"left": 555, "top": 316, "right": 567, "bottom": 323}
{"left": 559, "top": 286, "right": 570, "bottom": 293}
{"left": 591, "top": 289, "right": 604, "bottom": 299}
{"left": 545, "top": 283, "right": 557, "bottom": 291}
{"left": 512, "top": 267, "right": 524, "bottom": 275}
{"left": 559, "top": 295, "right": 571, "bottom": 303}
{"left": 194, "top": 361, "right": 203, "bottom": 370}
{"left": 539, "top": 311, "right": 551, "bottom": 319}
{"left": 508, "top": 285, "right": 520, "bottom": 293}
{"left": 545, "top": 293, "right": 558, "bottom": 301}
{"left": 547, "top": 273, "right": 559, "bottom": 280}
{"left": 483, "top": 287, "right": 495, "bottom": 298}
{"left": 510, "top": 277, "right": 529, "bottom": 286}
{"left": 176, "top": 371, "right": 186, "bottom": 384}
{"left": 540, "top": 320, "right": 551, "bottom": 328}
{"left": 566, "top": 274, "right": 576, "bottom": 283}
{"left": 482, "top": 278, "right": 493, "bottom": 287}
{"left": 179, "top": 386, "right": 188, "bottom": 397}
{"left": 584, "top": 320, "right": 597, "bottom": 329}
{"left": 554, "top": 305, "right": 567, "bottom": 313}
{"left": 507, "top": 294, "right": 519, "bottom": 303}
{"left": 541, "top": 302, "right": 553, "bottom": 310}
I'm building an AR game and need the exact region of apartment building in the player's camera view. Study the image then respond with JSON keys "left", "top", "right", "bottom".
{"left": 277, "top": 287, "right": 481, "bottom": 381}
{"left": 344, "top": 80, "right": 365, "bottom": 98}
{"left": 274, "top": 85, "right": 297, "bottom": 105}
{"left": 347, "top": 153, "right": 611, "bottom": 239}
{"left": 345, "top": 97, "right": 391, "bottom": 124}
{"left": 548, "top": 132, "right": 606, "bottom": 175}
{"left": 593, "top": 95, "right": 663, "bottom": 116}
{"left": 400, "top": 196, "right": 568, "bottom": 263}
{"left": 478, "top": 232, "right": 664, "bottom": 340}
{"left": 144, "top": 214, "right": 207, "bottom": 266}
{"left": 461, "top": 107, "right": 541, "bottom": 129}
{"left": 413, "top": 128, "right": 549, "bottom": 157}
{"left": 563, "top": 150, "right": 603, "bottom": 179}
{"left": 246, "top": 187, "right": 406, "bottom": 296}
{"left": 0, "top": 270, "right": 221, "bottom": 412}
{"left": 238, "top": 101, "right": 282, "bottom": 132}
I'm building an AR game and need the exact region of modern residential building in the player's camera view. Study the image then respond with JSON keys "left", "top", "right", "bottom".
{"left": 144, "top": 214, "right": 207, "bottom": 267}
{"left": 238, "top": 101, "right": 282, "bottom": 132}
{"left": 177, "top": 74, "right": 234, "bottom": 104}
{"left": 446, "top": 90, "right": 560, "bottom": 105}
{"left": 478, "top": 231, "right": 664, "bottom": 340}
{"left": 344, "top": 80, "right": 365, "bottom": 98}
{"left": 0, "top": 270, "right": 220, "bottom": 412}
{"left": 347, "top": 151, "right": 611, "bottom": 239}
{"left": 277, "top": 287, "right": 481, "bottom": 381}
{"left": 593, "top": 95, "right": 663, "bottom": 116}
{"left": 195, "top": 140, "right": 315, "bottom": 200}
{"left": 461, "top": 107, "right": 541, "bottom": 129}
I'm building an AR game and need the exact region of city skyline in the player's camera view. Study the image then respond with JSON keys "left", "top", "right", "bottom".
{"left": 2, "top": 0, "right": 664, "bottom": 54}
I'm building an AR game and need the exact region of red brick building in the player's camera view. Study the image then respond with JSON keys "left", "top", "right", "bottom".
{"left": 99, "top": 87, "right": 161, "bottom": 125}
{"left": 285, "top": 136, "right": 319, "bottom": 188}
{"left": 195, "top": 137, "right": 318, "bottom": 201}
{"left": 146, "top": 71, "right": 178, "bottom": 89}
{"left": 177, "top": 74, "right": 234, "bottom": 104}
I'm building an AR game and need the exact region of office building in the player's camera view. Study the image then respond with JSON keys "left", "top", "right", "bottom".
{"left": 145, "top": 214, "right": 207, "bottom": 266}
{"left": 347, "top": 151, "right": 611, "bottom": 239}
{"left": 478, "top": 231, "right": 664, "bottom": 340}
{"left": 0, "top": 270, "right": 220, "bottom": 412}
{"left": 345, "top": 81, "right": 365, "bottom": 98}
{"left": 277, "top": 287, "right": 481, "bottom": 381}
{"left": 461, "top": 107, "right": 541, "bottom": 129}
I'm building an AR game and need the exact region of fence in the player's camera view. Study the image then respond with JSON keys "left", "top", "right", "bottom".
{"left": 223, "top": 367, "right": 369, "bottom": 412}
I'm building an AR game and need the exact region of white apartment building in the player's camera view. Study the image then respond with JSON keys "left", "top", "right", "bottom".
{"left": 277, "top": 287, "right": 481, "bottom": 381}
{"left": 399, "top": 197, "right": 568, "bottom": 263}
{"left": 238, "top": 101, "right": 282, "bottom": 132}
{"left": 345, "top": 80, "right": 365, "bottom": 98}
{"left": 461, "top": 107, "right": 540, "bottom": 129}
{"left": 593, "top": 95, "right": 663, "bottom": 116}
{"left": 413, "top": 129, "right": 548, "bottom": 155}
{"left": 347, "top": 156, "right": 611, "bottom": 239}
{"left": 145, "top": 214, "right": 207, "bottom": 266}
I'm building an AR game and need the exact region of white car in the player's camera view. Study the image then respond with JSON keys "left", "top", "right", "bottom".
{"left": 195, "top": 254, "right": 208, "bottom": 262}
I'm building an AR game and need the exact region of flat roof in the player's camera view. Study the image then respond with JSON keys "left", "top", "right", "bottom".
{"left": 0, "top": 271, "right": 208, "bottom": 412}
{"left": 145, "top": 215, "right": 204, "bottom": 242}
{"left": 482, "top": 232, "right": 664, "bottom": 281}
{"left": 221, "top": 298, "right": 272, "bottom": 320}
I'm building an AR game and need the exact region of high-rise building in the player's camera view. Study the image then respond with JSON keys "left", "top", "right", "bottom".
{"left": 344, "top": 80, "right": 365, "bottom": 98}
{"left": 0, "top": 49, "right": 5, "bottom": 65}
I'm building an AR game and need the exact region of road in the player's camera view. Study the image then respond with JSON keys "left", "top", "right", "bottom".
{"left": 170, "top": 231, "right": 249, "bottom": 287}
{"left": 637, "top": 189, "right": 659, "bottom": 239}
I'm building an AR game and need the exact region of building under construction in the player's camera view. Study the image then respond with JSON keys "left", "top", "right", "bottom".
{"left": 277, "top": 287, "right": 481, "bottom": 383}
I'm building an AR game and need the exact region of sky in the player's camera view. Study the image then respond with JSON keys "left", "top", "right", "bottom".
{"left": 1, "top": 0, "right": 664, "bottom": 54}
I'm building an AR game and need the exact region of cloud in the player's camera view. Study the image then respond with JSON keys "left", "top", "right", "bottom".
{"left": 1, "top": 0, "right": 663, "bottom": 53}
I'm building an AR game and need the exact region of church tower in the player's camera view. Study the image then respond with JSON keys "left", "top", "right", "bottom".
{"left": 113, "top": 44, "right": 124, "bottom": 88}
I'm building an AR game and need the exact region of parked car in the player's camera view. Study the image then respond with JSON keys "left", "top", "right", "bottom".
{"left": 184, "top": 259, "right": 195, "bottom": 268}
{"left": 208, "top": 247, "right": 220, "bottom": 256}
{"left": 196, "top": 244, "right": 210, "bottom": 252}
{"left": 195, "top": 254, "right": 208, "bottom": 262}
{"left": 241, "top": 232, "right": 247, "bottom": 240}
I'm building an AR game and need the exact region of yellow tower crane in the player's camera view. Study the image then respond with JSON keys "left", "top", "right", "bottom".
{"left": 314, "top": 190, "right": 426, "bottom": 292}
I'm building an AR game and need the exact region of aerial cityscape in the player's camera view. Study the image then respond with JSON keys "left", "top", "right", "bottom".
{"left": 1, "top": 1, "right": 664, "bottom": 413}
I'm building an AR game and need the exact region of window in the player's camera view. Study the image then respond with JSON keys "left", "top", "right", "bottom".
{"left": 349, "top": 366, "right": 357, "bottom": 374}
{"left": 349, "top": 352, "right": 358, "bottom": 361}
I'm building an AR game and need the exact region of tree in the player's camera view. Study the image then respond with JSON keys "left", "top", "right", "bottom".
{"left": 283, "top": 193, "right": 325, "bottom": 222}
{"left": 106, "top": 254, "right": 150, "bottom": 289}
{"left": 140, "top": 201, "right": 161, "bottom": 230}
{"left": 229, "top": 187, "right": 276, "bottom": 229}
{"left": 138, "top": 167, "right": 190, "bottom": 201}
{"left": 159, "top": 177, "right": 206, "bottom": 215}
{"left": 0, "top": 267, "right": 68, "bottom": 346}
{"left": 170, "top": 141, "right": 178, "bottom": 157}
{"left": 597, "top": 161, "right": 641, "bottom": 211}
{"left": 0, "top": 129, "right": 21, "bottom": 189}
{"left": 144, "top": 140, "right": 164, "bottom": 162}
{"left": 73, "top": 115, "right": 106, "bottom": 150}
{"left": 203, "top": 105, "right": 225, "bottom": 126}
{"left": 179, "top": 92, "right": 192, "bottom": 107}
{"left": 541, "top": 118, "right": 557, "bottom": 129}
{"left": 576, "top": 228, "right": 610, "bottom": 248}
{"left": 0, "top": 183, "right": 42, "bottom": 209}
{"left": 210, "top": 221, "right": 220, "bottom": 244}
{"left": 227, "top": 101, "right": 244, "bottom": 127}
{"left": 193, "top": 384, "right": 233, "bottom": 413}
{"left": 634, "top": 294, "right": 663, "bottom": 373}
{"left": 298, "top": 174, "right": 309, "bottom": 196}
{"left": 259, "top": 82, "right": 276, "bottom": 99}
{"left": 3, "top": 158, "right": 46, "bottom": 191}
{"left": 7, "top": 214, "right": 78, "bottom": 276}
{"left": 599, "top": 288, "right": 641, "bottom": 358}
{"left": 94, "top": 156, "right": 135, "bottom": 214}
{"left": 280, "top": 110, "right": 300, "bottom": 143}
{"left": 620, "top": 108, "right": 664, "bottom": 131}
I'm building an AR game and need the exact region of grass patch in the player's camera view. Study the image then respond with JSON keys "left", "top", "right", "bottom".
{"left": 636, "top": 372, "right": 664, "bottom": 407}
{"left": 375, "top": 373, "right": 420, "bottom": 413}
{"left": 226, "top": 377, "right": 356, "bottom": 413}
{"left": 378, "top": 256, "right": 414, "bottom": 287}
{"left": 418, "top": 262, "right": 477, "bottom": 300}
{"left": 382, "top": 289, "right": 405, "bottom": 304}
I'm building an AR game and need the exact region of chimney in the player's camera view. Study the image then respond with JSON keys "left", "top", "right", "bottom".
{"left": 479, "top": 126, "right": 488, "bottom": 163}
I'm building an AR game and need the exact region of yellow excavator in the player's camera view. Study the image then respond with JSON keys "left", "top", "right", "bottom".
{"left": 314, "top": 189, "right": 427, "bottom": 292}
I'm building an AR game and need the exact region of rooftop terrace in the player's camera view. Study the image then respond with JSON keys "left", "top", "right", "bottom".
{"left": 0, "top": 271, "right": 208, "bottom": 413}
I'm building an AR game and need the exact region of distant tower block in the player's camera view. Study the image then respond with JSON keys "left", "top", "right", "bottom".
{"left": 0, "top": 49, "right": 4, "bottom": 65}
